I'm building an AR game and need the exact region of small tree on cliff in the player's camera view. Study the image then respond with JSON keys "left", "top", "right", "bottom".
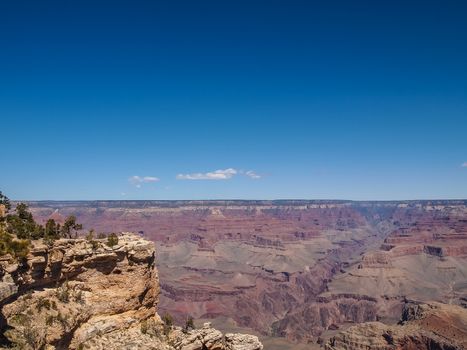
{"left": 43, "top": 219, "right": 61, "bottom": 246}
{"left": 0, "top": 191, "right": 11, "bottom": 214}
{"left": 45, "top": 219, "right": 60, "bottom": 239}
{"left": 7, "top": 203, "right": 43, "bottom": 239}
{"left": 184, "top": 316, "right": 195, "bottom": 332}
{"left": 0, "top": 192, "right": 33, "bottom": 259}
{"left": 61, "top": 216, "right": 82, "bottom": 238}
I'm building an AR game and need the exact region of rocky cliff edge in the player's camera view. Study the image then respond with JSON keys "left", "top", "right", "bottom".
{"left": 0, "top": 233, "right": 263, "bottom": 350}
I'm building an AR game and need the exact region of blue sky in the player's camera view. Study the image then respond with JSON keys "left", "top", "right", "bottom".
{"left": 1, "top": 0, "right": 466, "bottom": 200}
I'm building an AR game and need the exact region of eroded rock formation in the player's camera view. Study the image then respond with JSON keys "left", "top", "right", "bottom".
{"left": 325, "top": 302, "right": 467, "bottom": 350}
{"left": 170, "top": 322, "right": 262, "bottom": 350}
{"left": 0, "top": 233, "right": 262, "bottom": 350}
{"left": 25, "top": 200, "right": 467, "bottom": 344}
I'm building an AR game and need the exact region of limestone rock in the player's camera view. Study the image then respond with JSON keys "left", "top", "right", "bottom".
{"left": 170, "top": 323, "right": 263, "bottom": 350}
{"left": 0, "top": 233, "right": 263, "bottom": 350}
{"left": 224, "top": 333, "right": 263, "bottom": 350}
{"left": 0, "top": 233, "right": 158, "bottom": 349}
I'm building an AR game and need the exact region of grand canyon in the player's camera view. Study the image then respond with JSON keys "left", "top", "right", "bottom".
{"left": 24, "top": 200, "right": 467, "bottom": 349}
{"left": 4, "top": 0, "right": 467, "bottom": 348}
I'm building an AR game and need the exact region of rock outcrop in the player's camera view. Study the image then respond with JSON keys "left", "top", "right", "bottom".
{"left": 0, "top": 233, "right": 159, "bottom": 349}
{"left": 171, "top": 322, "right": 262, "bottom": 350}
{"left": 0, "top": 233, "right": 263, "bottom": 350}
{"left": 325, "top": 302, "right": 467, "bottom": 350}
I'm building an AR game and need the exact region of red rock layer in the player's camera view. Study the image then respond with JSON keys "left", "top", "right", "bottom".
{"left": 24, "top": 200, "right": 467, "bottom": 343}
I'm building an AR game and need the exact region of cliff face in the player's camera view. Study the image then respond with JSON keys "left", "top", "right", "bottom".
{"left": 0, "top": 234, "right": 263, "bottom": 350}
{"left": 325, "top": 302, "right": 467, "bottom": 350}
{"left": 0, "top": 233, "right": 160, "bottom": 349}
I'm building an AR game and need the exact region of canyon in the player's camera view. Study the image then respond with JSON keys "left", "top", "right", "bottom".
{"left": 25, "top": 200, "right": 467, "bottom": 348}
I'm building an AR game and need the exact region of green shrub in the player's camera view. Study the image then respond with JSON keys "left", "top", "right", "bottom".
{"left": 0, "top": 191, "right": 11, "bottom": 212}
{"left": 162, "top": 313, "right": 173, "bottom": 335}
{"left": 44, "top": 218, "right": 60, "bottom": 243}
{"left": 36, "top": 297, "right": 52, "bottom": 311}
{"left": 86, "top": 229, "right": 100, "bottom": 250}
{"left": 106, "top": 233, "right": 119, "bottom": 248}
{"left": 140, "top": 318, "right": 160, "bottom": 338}
{"left": 56, "top": 282, "right": 70, "bottom": 303}
{"left": 0, "top": 229, "right": 30, "bottom": 260}
{"left": 184, "top": 316, "right": 195, "bottom": 332}
{"left": 6, "top": 203, "right": 43, "bottom": 240}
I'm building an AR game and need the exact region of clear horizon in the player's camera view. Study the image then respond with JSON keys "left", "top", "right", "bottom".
{"left": 1, "top": 1, "right": 467, "bottom": 200}
{"left": 9, "top": 198, "right": 467, "bottom": 202}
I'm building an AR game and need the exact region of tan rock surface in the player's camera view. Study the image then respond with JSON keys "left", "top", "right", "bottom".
{"left": 171, "top": 322, "right": 263, "bottom": 350}
{"left": 0, "top": 233, "right": 262, "bottom": 350}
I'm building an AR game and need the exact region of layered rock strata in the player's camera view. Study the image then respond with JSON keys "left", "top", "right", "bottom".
{"left": 325, "top": 302, "right": 467, "bottom": 350}
{"left": 25, "top": 200, "right": 467, "bottom": 343}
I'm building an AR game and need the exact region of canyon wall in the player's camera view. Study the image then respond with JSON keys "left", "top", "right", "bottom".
{"left": 26, "top": 200, "right": 467, "bottom": 345}
{"left": 326, "top": 301, "right": 467, "bottom": 349}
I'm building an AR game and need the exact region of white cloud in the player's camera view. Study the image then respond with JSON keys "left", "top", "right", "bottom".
{"left": 176, "top": 168, "right": 262, "bottom": 180}
{"left": 128, "top": 175, "right": 160, "bottom": 187}
{"left": 245, "top": 170, "right": 261, "bottom": 179}
{"left": 176, "top": 168, "right": 238, "bottom": 180}
{"left": 462, "top": 162, "right": 467, "bottom": 167}
{"left": 142, "top": 176, "right": 159, "bottom": 182}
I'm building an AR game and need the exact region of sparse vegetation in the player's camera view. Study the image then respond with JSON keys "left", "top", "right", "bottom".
{"left": 0, "top": 191, "right": 84, "bottom": 261}
{"left": 7, "top": 312, "right": 46, "bottom": 350}
{"left": 61, "top": 215, "right": 83, "bottom": 238}
{"left": 184, "top": 316, "right": 195, "bottom": 332}
{"left": 106, "top": 232, "right": 119, "bottom": 248}
{"left": 162, "top": 312, "right": 173, "bottom": 335}
{"left": 6, "top": 202, "right": 44, "bottom": 240}
{"left": 0, "top": 191, "right": 11, "bottom": 212}
{"left": 86, "top": 229, "right": 100, "bottom": 250}
{"left": 55, "top": 282, "right": 71, "bottom": 303}
{"left": 36, "top": 297, "right": 52, "bottom": 312}
{"left": 85, "top": 229, "right": 94, "bottom": 241}
{"left": 140, "top": 318, "right": 161, "bottom": 338}
{"left": 141, "top": 319, "right": 149, "bottom": 334}
{"left": 0, "top": 231, "right": 30, "bottom": 259}
{"left": 45, "top": 218, "right": 61, "bottom": 242}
